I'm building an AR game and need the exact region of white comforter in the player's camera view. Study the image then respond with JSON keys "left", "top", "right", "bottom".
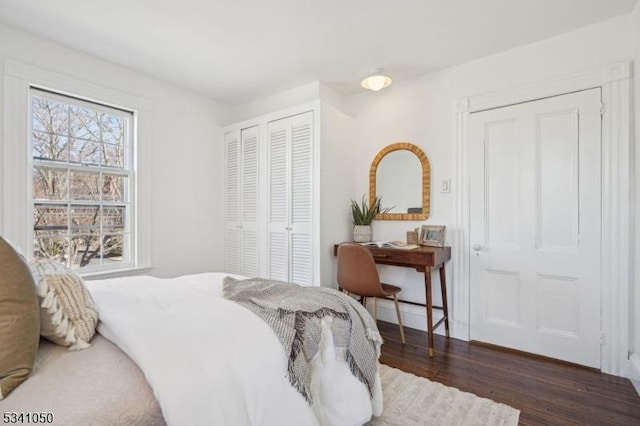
{"left": 86, "top": 272, "right": 382, "bottom": 426}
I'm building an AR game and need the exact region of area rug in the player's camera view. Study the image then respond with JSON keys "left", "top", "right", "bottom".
{"left": 367, "top": 364, "right": 520, "bottom": 426}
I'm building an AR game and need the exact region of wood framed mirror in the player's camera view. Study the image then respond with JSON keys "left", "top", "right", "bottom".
{"left": 369, "top": 142, "right": 430, "bottom": 220}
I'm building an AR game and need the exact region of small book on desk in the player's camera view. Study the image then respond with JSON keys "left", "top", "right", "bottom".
{"left": 360, "top": 240, "right": 419, "bottom": 250}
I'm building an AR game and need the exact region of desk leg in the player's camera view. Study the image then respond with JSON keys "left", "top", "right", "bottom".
{"left": 439, "top": 264, "right": 450, "bottom": 338}
{"left": 424, "top": 266, "right": 434, "bottom": 357}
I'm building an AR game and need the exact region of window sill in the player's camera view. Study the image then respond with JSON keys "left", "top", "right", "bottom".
{"left": 80, "top": 265, "right": 153, "bottom": 280}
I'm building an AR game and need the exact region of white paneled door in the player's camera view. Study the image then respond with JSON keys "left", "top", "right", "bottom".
{"left": 469, "top": 89, "right": 602, "bottom": 368}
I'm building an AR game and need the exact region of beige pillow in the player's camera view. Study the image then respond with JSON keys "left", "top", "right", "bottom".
{"left": 0, "top": 237, "right": 40, "bottom": 400}
{"left": 29, "top": 259, "right": 98, "bottom": 351}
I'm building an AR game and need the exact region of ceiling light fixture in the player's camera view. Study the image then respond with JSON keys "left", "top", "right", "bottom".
{"left": 361, "top": 68, "right": 392, "bottom": 91}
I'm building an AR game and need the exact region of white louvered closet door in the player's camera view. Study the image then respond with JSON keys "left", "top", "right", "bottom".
{"left": 267, "top": 119, "right": 290, "bottom": 282}
{"left": 224, "top": 126, "right": 259, "bottom": 276}
{"left": 267, "top": 111, "right": 314, "bottom": 286}
{"left": 224, "top": 130, "right": 241, "bottom": 274}
{"left": 289, "top": 113, "right": 313, "bottom": 286}
{"left": 240, "top": 126, "right": 259, "bottom": 277}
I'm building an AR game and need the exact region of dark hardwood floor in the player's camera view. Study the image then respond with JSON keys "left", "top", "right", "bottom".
{"left": 377, "top": 321, "right": 640, "bottom": 425}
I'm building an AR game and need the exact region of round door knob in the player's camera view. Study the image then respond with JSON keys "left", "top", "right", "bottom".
{"left": 472, "top": 244, "right": 482, "bottom": 252}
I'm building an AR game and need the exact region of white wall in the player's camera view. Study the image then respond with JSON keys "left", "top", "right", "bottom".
{"left": 0, "top": 23, "right": 227, "bottom": 278}
{"left": 225, "top": 82, "right": 321, "bottom": 125}
{"left": 344, "top": 14, "right": 635, "bottom": 331}
{"left": 630, "top": 1, "right": 640, "bottom": 392}
{"left": 319, "top": 102, "right": 357, "bottom": 287}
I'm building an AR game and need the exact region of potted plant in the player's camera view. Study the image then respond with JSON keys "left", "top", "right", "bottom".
{"left": 350, "top": 195, "right": 391, "bottom": 242}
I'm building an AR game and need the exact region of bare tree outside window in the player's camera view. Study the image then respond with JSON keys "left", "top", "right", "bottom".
{"left": 31, "top": 89, "right": 133, "bottom": 270}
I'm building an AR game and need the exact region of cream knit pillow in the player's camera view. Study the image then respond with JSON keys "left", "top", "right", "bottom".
{"left": 29, "top": 259, "right": 98, "bottom": 351}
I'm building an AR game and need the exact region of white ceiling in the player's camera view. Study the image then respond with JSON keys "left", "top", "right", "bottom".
{"left": 0, "top": 0, "right": 636, "bottom": 104}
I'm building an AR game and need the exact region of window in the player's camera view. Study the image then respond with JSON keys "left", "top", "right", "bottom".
{"left": 30, "top": 88, "right": 134, "bottom": 271}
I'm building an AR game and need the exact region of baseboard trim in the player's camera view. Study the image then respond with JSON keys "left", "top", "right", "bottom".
{"left": 628, "top": 353, "right": 640, "bottom": 396}
{"left": 371, "top": 299, "right": 446, "bottom": 336}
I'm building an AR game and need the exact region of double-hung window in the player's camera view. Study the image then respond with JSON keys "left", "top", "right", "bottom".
{"left": 30, "top": 88, "right": 134, "bottom": 271}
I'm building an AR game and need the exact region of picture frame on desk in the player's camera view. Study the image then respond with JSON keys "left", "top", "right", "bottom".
{"left": 419, "top": 225, "right": 446, "bottom": 247}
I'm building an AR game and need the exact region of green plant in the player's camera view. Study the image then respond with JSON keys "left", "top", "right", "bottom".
{"left": 350, "top": 195, "right": 391, "bottom": 225}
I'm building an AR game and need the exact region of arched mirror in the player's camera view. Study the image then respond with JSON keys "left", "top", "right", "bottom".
{"left": 369, "top": 142, "right": 430, "bottom": 220}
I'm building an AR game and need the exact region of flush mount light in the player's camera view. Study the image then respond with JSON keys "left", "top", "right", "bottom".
{"left": 361, "top": 68, "right": 392, "bottom": 91}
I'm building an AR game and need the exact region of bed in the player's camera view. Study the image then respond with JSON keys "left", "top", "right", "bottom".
{"left": 0, "top": 272, "right": 383, "bottom": 426}
{"left": 0, "top": 335, "right": 164, "bottom": 425}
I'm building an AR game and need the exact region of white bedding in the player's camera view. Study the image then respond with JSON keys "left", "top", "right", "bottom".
{"left": 86, "top": 272, "right": 382, "bottom": 426}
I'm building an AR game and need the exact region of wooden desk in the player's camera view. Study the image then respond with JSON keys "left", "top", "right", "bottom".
{"left": 333, "top": 243, "right": 451, "bottom": 357}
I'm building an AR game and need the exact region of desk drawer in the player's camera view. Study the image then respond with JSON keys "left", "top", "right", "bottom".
{"left": 368, "top": 248, "right": 432, "bottom": 269}
{"left": 332, "top": 243, "right": 450, "bottom": 270}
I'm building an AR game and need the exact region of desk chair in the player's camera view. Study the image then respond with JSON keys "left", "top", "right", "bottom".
{"left": 337, "top": 243, "right": 405, "bottom": 344}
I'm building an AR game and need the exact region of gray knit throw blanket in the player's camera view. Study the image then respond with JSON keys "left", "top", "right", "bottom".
{"left": 222, "top": 276, "right": 382, "bottom": 404}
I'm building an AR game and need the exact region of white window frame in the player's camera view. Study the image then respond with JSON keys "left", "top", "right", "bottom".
{"left": 30, "top": 88, "right": 135, "bottom": 272}
{"left": 3, "top": 59, "right": 152, "bottom": 278}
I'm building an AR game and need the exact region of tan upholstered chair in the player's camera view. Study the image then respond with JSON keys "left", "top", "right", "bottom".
{"left": 337, "top": 243, "right": 405, "bottom": 344}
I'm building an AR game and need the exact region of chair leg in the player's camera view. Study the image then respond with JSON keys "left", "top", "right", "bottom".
{"left": 372, "top": 297, "right": 378, "bottom": 323}
{"left": 393, "top": 294, "right": 406, "bottom": 344}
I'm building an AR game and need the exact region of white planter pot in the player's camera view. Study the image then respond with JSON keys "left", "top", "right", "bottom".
{"left": 353, "top": 225, "right": 372, "bottom": 243}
